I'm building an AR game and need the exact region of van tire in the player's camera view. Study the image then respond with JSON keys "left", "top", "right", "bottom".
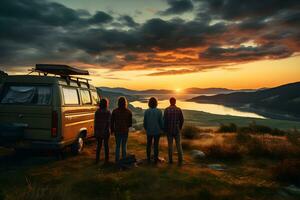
{"left": 71, "top": 135, "right": 85, "bottom": 155}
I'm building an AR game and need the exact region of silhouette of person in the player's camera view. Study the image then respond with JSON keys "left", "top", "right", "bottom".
{"left": 164, "top": 97, "right": 184, "bottom": 165}
{"left": 143, "top": 97, "right": 163, "bottom": 164}
{"left": 111, "top": 97, "right": 132, "bottom": 163}
{"left": 94, "top": 98, "right": 111, "bottom": 164}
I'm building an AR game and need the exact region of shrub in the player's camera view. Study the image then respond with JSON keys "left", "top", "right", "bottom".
{"left": 236, "top": 131, "right": 252, "bottom": 144}
{"left": 286, "top": 132, "right": 300, "bottom": 146}
{"left": 247, "top": 137, "right": 300, "bottom": 159}
{"left": 182, "top": 125, "right": 200, "bottom": 139}
{"left": 273, "top": 159, "right": 300, "bottom": 186}
{"left": 249, "top": 123, "right": 272, "bottom": 134}
{"left": 218, "top": 123, "right": 237, "bottom": 133}
{"left": 270, "top": 128, "right": 286, "bottom": 136}
{"left": 205, "top": 144, "right": 243, "bottom": 160}
{"left": 181, "top": 141, "right": 193, "bottom": 150}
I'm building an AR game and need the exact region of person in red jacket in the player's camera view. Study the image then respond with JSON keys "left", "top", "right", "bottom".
{"left": 111, "top": 97, "right": 132, "bottom": 163}
{"left": 94, "top": 98, "right": 111, "bottom": 164}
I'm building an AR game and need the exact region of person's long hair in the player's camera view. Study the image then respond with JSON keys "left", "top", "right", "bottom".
{"left": 148, "top": 97, "right": 158, "bottom": 109}
{"left": 118, "top": 96, "right": 127, "bottom": 109}
{"left": 99, "top": 98, "right": 109, "bottom": 110}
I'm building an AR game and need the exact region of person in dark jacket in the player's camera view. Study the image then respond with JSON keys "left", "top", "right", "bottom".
{"left": 111, "top": 97, "right": 132, "bottom": 163}
{"left": 143, "top": 97, "right": 163, "bottom": 164}
{"left": 164, "top": 97, "right": 184, "bottom": 165}
{"left": 94, "top": 98, "right": 111, "bottom": 164}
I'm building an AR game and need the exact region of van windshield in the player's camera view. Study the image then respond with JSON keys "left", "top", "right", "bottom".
{"left": 0, "top": 85, "right": 52, "bottom": 105}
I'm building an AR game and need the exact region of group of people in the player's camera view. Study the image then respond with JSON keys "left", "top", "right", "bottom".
{"left": 94, "top": 96, "right": 184, "bottom": 166}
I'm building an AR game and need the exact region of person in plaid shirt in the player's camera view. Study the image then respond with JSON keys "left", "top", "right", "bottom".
{"left": 164, "top": 97, "right": 184, "bottom": 165}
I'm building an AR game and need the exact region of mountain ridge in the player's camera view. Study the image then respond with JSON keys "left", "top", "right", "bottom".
{"left": 189, "top": 81, "right": 300, "bottom": 119}
{"left": 98, "top": 86, "right": 259, "bottom": 95}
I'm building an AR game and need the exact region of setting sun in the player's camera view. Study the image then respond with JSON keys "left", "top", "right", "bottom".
{"left": 175, "top": 88, "right": 182, "bottom": 93}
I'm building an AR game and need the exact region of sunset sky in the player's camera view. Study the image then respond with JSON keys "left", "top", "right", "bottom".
{"left": 1, "top": 0, "right": 299, "bottom": 90}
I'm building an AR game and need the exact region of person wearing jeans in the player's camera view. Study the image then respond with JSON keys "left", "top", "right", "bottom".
{"left": 115, "top": 133, "right": 128, "bottom": 161}
{"left": 143, "top": 97, "right": 163, "bottom": 164}
{"left": 164, "top": 97, "right": 184, "bottom": 165}
{"left": 167, "top": 134, "right": 183, "bottom": 164}
{"left": 94, "top": 98, "right": 111, "bottom": 164}
{"left": 111, "top": 97, "right": 132, "bottom": 163}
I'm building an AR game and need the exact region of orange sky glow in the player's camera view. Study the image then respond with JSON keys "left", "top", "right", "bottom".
{"left": 87, "top": 55, "right": 300, "bottom": 90}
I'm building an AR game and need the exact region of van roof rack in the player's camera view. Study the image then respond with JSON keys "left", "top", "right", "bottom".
{"left": 28, "top": 64, "right": 91, "bottom": 87}
{"left": 34, "top": 64, "right": 89, "bottom": 76}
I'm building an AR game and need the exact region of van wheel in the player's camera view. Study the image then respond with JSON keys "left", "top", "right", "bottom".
{"left": 71, "top": 136, "right": 84, "bottom": 155}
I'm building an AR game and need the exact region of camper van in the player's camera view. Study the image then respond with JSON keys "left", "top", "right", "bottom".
{"left": 0, "top": 64, "right": 100, "bottom": 154}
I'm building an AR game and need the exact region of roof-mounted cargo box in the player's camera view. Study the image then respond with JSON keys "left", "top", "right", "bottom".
{"left": 35, "top": 64, "right": 89, "bottom": 76}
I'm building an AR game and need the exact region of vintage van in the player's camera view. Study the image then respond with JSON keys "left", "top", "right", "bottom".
{"left": 0, "top": 64, "right": 99, "bottom": 154}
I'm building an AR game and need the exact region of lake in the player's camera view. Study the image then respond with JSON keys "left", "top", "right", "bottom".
{"left": 131, "top": 99, "right": 266, "bottom": 119}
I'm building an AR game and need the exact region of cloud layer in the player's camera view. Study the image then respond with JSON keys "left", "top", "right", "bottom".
{"left": 0, "top": 0, "right": 299, "bottom": 76}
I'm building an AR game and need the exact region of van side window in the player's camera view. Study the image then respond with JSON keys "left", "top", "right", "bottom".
{"left": 91, "top": 91, "right": 99, "bottom": 105}
{"left": 62, "top": 87, "right": 79, "bottom": 105}
{"left": 1, "top": 86, "right": 51, "bottom": 105}
{"left": 80, "top": 89, "right": 91, "bottom": 105}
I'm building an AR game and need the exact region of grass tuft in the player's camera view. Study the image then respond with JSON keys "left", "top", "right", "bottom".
{"left": 273, "top": 159, "right": 300, "bottom": 186}
{"left": 218, "top": 123, "right": 237, "bottom": 133}
{"left": 204, "top": 143, "right": 243, "bottom": 161}
{"left": 182, "top": 125, "right": 200, "bottom": 139}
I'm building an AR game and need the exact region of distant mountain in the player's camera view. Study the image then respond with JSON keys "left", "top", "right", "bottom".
{"left": 99, "top": 87, "right": 171, "bottom": 95}
{"left": 99, "top": 87, "right": 258, "bottom": 95}
{"left": 96, "top": 88, "right": 142, "bottom": 113}
{"left": 189, "top": 82, "right": 300, "bottom": 119}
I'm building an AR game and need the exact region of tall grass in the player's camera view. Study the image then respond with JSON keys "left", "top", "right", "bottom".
{"left": 218, "top": 122, "right": 287, "bottom": 136}
{"left": 218, "top": 123, "right": 237, "bottom": 133}
{"left": 182, "top": 125, "right": 200, "bottom": 139}
{"left": 273, "top": 159, "right": 300, "bottom": 186}
{"left": 204, "top": 143, "right": 243, "bottom": 161}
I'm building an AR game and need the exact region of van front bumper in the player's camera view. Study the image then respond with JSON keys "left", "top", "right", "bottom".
{"left": 0, "top": 139, "right": 73, "bottom": 150}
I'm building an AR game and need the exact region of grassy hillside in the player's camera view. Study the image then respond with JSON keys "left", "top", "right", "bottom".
{"left": 131, "top": 109, "right": 300, "bottom": 131}
{"left": 0, "top": 131, "right": 299, "bottom": 200}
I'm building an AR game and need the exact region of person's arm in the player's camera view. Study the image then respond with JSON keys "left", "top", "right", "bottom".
{"left": 179, "top": 109, "right": 184, "bottom": 130}
{"left": 159, "top": 110, "right": 164, "bottom": 131}
{"left": 107, "top": 111, "right": 112, "bottom": 134}
{"left": 110, "top": 110, "right": 115, "bottom": 134}
{"left": 163, "top": 109, "right": 168, "bottom": 132}
{"left": 143, "top": 110, "right": 147, "bottom": 131}
{"left": 128, "top": 110, "right": 132, "bottom": 128}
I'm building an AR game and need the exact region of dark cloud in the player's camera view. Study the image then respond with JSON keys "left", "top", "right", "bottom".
{"left": 198, "top": 0, "right": 300, "bottom": 20}
{"left": 119, "top": 15, "right": 139, "bottom": 27}
{"left": 200, "top": 44, "right": 292, "bottom": 61}
{"left": 0, "top": 0, "right": 299, "bottom": 75}
{"left": 159, "top": 0, "right": 194, "bottom": 15}
{"left": 88, "top": 11, "right": 113, "bottom": 24}
{"left": 0, "top": 0, "right": 82, "bottom": 26}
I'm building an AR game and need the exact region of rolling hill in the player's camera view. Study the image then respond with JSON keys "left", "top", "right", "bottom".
{"left": 99, "top": 87, "right": 257, "bottom": 95}
{"left": 189, "top": 82, "right": 300, "bottom": 119}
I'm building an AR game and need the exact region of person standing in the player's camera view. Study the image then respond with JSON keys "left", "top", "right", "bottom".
{"left": 143, "top": 97, "right": 163, "bottom": 164}
{"left": 164, "top": 97, "right": 184, "bottom": 165}
{"left": 111, "top": 97, "right": 132, "bottom": 163}
{"left": 94, "top": 98, "right": 111, "bottom": 164}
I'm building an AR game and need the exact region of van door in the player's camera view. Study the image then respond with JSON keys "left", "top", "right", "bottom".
{"left": 0, "top": 85, "right": 55, "bottom": 141}
{"left": 61, "top": 87, "right": 96, "bottom": 142}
